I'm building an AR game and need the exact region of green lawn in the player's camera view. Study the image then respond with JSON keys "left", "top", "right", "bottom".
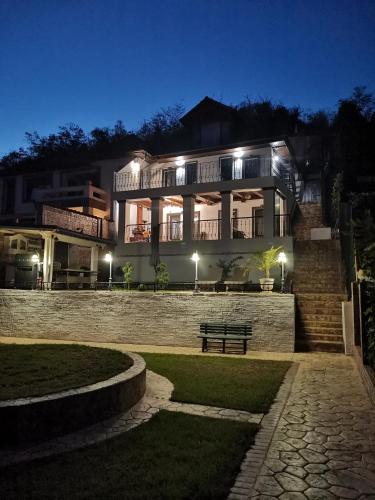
{"left": 0, "top": 344, "right": 133, "bottom": 400}
{"left": 0, "top": 410, "right": 257, "bottom": 500}
{"left": 141, "top": 353, "right": 292, "bottom": 413}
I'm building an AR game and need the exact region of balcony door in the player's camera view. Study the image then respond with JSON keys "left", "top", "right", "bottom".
{"left": 163, "top": 168, "right": 177, "bottom": 187}
{"left": 243, "top": 157, "right": 261, "bottom": 179}
{"left": 252, "top": 207, "right": 264, "bottom": 237}
{"left": 167, "top": 213, "right": 182, "bottom": 240}
{"left": 220, "top": 157, "right": 233, "bottom": 181}
{"left": 186, "top": 161, "right": 197, "bottom": 184}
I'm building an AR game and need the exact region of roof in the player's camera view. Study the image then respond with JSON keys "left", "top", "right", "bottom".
{"left": 180, "top": 96, "right": 235, "bottom": 126}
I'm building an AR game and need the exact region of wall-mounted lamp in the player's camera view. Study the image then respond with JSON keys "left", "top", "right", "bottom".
{"left": 234, "top": 149, "right": 244, "bottom": 158}
{"left": 176, "top": 156, "right": 185, "bottom": 167}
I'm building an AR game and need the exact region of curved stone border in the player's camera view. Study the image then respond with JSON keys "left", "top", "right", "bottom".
{"left": 0, "top": 352, "right": 146, "bottom": 446}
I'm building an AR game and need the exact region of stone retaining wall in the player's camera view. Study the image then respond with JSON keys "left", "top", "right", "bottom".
{"left": 0, "top": 352, "right": 146, "bottom": 445}
{"left": 0, "top": 290, "right": 295, "bottom": 352}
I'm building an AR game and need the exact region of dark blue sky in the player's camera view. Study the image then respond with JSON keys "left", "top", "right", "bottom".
{"left": 1, "top": 0, "right": 374, "bottom": 156}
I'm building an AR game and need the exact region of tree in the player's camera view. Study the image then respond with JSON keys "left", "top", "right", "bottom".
{"left": 122, "top": 262, "right": 133, "bottom": 290}
{"left": 154, "top": 262, "right": 170, "bottom": 290}
{"left": 243, "top": 246, "right": 283, "bottom": 280}
{"left": 216, "top": 256, "right": 243, "bottom": 282}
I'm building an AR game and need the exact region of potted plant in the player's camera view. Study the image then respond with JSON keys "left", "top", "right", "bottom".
{"left": 243, "top": 246, "right": 283, "bottom": 292}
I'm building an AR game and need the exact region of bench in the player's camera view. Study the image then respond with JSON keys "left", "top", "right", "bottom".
{"left": 198, "top": 322, "right": 252, "bottom": 354}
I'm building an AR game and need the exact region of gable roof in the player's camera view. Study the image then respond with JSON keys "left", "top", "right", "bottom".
{"left": 180, "top": 96, "right": 235, "bottom": 126}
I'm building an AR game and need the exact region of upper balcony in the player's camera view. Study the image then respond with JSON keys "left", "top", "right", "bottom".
{"left": 32, "top": 182, "right": 108, "bottom": 214}
{"left": 114, "top": 147, "right": 296, "bottom": 197}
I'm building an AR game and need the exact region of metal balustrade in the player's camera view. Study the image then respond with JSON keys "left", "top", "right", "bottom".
{"left": 274, "top": 214, "right": 290, "bottom": 237}
{"left": 115, "top": 157, "right": 295, "bottom": 192}
{"left": 159, "top": 221, "right": 183, "bottom": 242}
{"left": 125, "top": 223, "right": 151, "bottom": 243}
{"left": 232, "top": 216, "right": 264, "bottom": 238}
{"left": 124, "top": 214, "right": 290, "bottom": 243}
{"left": 193, "top": 219, "right": 221, "bottom": 240}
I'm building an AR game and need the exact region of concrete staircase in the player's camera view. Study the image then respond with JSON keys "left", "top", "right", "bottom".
{"left": 292, "top": 204, "right": 347, "bottom": 353}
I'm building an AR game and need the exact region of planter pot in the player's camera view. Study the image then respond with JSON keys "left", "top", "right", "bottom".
{"left": 259, "top": 278, "right": 274, "bottom": 292}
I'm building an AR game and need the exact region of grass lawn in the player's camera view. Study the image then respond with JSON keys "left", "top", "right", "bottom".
{"left": 0, "top": 410, "right": 257, "bottom": 500}
{"left": 141, "top": 353, "right": 292, "bottom": 413}
{"left": 0, "top": 344, "right": 133, "bottom": 400}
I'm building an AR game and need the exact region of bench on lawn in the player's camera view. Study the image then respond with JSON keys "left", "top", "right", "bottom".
{"left": 198, "top": 322, "right": 252, "bottom": 354}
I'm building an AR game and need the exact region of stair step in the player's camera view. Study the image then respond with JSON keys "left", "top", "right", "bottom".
{"left": 297, "top": 333, "right": 343, "bottom": 342}
{"left": 299, "top": 320, "right": 342, "bottom": 329}
{"left": 298, "top": 313, "right": 342, "bottom": 322}
{"left": 295, "top": 340, "right": 344, "bottom": 353}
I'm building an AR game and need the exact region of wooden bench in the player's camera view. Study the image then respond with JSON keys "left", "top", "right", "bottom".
{"left": 198, "top": 322, "right": 252, "bottom": 354}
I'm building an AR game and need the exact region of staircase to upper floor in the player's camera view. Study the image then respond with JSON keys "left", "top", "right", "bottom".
{"left": 292, "top": 204, "right": 347, "bottom": 353}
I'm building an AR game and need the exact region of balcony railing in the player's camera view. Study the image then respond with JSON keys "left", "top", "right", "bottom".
{"left": 124, "top": 214, "right": 290, "bottom": 243}
{"left": 160, "top": 221, "right": 183, "bottom": 242}
{"left": 39, "top": 204, "right": 114, "bottom": 239}
{"left": 193, "top": 219, "right": 221, "bottom": 240}
{"left": 125, "top": 223, "right": 151, "bottom": 243}
{"left": 232, "top": 216, "right": 264, "bottom": 239}
{"left": 115, "top": 157, "right": 295, "bottom": 193}
{"left": 33, "top": 183, "right": 108, "bottom": 207}
{"left": 274, "top": 214, "right": 290, "bottom": 237}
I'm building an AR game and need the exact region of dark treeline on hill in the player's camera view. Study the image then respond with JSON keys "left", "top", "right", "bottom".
{"left": 1, "top": 87, "right": 374, "bottom": 194}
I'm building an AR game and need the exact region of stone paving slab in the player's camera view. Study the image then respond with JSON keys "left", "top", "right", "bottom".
{"left": 249, "top": 354, "right": 375, "bottom": 499}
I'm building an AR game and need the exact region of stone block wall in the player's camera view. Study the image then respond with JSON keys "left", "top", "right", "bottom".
{"left": 293, "top": 203, "right": 326, "bottom": 241}
{"left": 0, "top": 290, "right": 295, "bottom": 352}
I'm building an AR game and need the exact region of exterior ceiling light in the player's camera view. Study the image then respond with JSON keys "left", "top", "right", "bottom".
{"left": 176, "top": 156, "right": 185, "bottom": 167}
{"left": 234, "top": 149, "right": 244, "bottom": 158}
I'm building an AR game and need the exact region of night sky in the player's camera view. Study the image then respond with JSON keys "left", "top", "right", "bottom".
{"left": 1, "top": 0, "right": 374, "bottom": 156}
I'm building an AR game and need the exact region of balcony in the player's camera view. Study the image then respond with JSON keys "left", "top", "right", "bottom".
{"left": 115, "top": 157, "right": 295, "bottom": 193}
{"left": 39, "top": 204, "right": 114, "bottom": 240}
{"left": 124, "top": 214, "right": 289, "bottom": 243}
{"left": 32, "top": 183, "right": 108, "bottom": 211}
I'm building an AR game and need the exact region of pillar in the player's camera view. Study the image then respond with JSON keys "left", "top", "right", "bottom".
{"left": 220, "top": 191, "right": 233, "bottom": 240}
{"left": 263, "top": 188, "right": 276, "bottom": 239}
{"left": 42, "top": 233, "right": 55, "bottom": 289}
{"left": 182, "top": 195, "right": 195, "bottom": 242}
{"left": 90, "top": 246, "right": 99, "bottom": 284}
{"left": 118, "top": 200, "right": 126, "bottom": 244}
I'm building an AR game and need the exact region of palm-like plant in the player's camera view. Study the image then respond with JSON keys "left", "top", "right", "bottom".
{"left": 243, "top": 246, "right": 283, "bottom": 279}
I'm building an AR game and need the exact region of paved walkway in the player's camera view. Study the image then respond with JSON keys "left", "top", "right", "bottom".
{"left": 250, "top": 354, "right": 375, "bottom": 500}
{"left": 1, "top": 337, "right": 374, "bottom": 498}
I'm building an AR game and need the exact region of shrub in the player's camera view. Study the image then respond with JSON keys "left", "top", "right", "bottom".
{"left": 155, "top": 262, "right": 170, "bottom": 290}
{"left": 122, "top": 262, "right": 133, "bottom": 290}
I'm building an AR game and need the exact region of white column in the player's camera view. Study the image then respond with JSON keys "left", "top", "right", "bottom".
{"left": 42, "top": 234, "right": 51, "bottom": 286}
{"left": 48, "top": 237, "right": 55, "bottom": 284}
{"left": 90, "top": 246, "right": 99, "bottom": 284}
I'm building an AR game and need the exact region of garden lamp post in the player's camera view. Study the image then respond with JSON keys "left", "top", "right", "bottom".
{"left": 104, "top": 252, "right": 113, "bottom": 290}
{"left": 191, "top": 251, "right": 200, "bottom": 294}
{"left": 31, "top": 253, "right": 40, "bottom": 290}
{"left": 277, "top": 251, "right": 287, "bottom": 293}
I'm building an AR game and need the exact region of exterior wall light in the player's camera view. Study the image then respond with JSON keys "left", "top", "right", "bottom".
{"left": 273, "top": 154, "right": 280, "bottom": 162}
{"left": 234, "top": 149, "right": 244, "bottom": 158}
{"left": 176, "top": 156, "right": 185, "bottom": 167}
{"left": 104, "top": 252, "right": 113, "bottom": 290}
{"left": 277, "top": 251, "right": 287, "bottom": 293}
{"left": 191, "top": 251, "right": 200, "bottom": 294}
{"left": 131, "top": 159, "right": 141, "bottom": 173}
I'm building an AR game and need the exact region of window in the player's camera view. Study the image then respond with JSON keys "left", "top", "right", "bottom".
{"left": 252, "top": 208, "right": 264, "bottom": 237}
{"left": 185, "top": 162, "right": 197, "bottom": 184}
{"left": 243, "top": 157, "right": 261, "bottom": 179}
{"left": 220, "top": 157, "right": 233, "bottom": 181}
{"left": 162, "top": 168, "right": 176, "bottom": 187}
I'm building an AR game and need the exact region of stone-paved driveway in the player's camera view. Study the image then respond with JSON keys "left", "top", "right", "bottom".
{"left": 251, "top": 354, "right": 375, "bottom": 500}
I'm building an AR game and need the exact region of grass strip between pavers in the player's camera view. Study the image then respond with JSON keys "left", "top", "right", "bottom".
{"left": 0, "top": 410, "right": 258, "bottom": 500}
{"left": 0, "top": 344, "right": 133, "bottom": 400}
{"left": 140, "top": 352, "right": 292, "bottom": 413}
